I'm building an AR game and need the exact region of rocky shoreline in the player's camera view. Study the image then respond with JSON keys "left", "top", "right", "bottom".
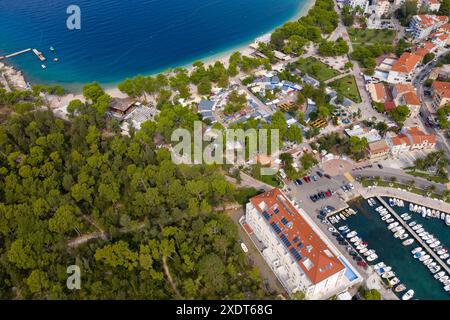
{"left": 0, "top": 61, "right": 28, "bottom": 91}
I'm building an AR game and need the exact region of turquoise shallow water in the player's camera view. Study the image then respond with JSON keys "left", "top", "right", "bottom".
{"left": 334, "top": 197, "right": 449, "bottom": 300}
{"left": 0, "top": 0, "right": 305, "bottom": 88}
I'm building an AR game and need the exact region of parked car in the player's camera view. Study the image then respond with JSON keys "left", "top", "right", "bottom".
{"left": 377, "top": 164, "right": 383, "bottom": 169}
{"left": 324, "top": 174, "right": 331, "bottom": 179}
{"left": 316, "top": 171, "right": 323, "bottom": 178}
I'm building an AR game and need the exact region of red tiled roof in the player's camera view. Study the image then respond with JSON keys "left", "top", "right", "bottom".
{"left": 394, "top": 83, "right": 415, "bottom": 95}
{"left": 403, "top": 91, "right": 421, "bottom": 106}
{"left": 413, "top": 15, "right": 448, "bottom": 29}
{"left": 374, "top": 83, "right": 387, "bottom": 102}
{"left": 391, "top": 52, "right": 422, "bottom": 73}
{"left": 406, "top": 127, "right": 437, "bottom": 145}
{"left": 384, "top": 101, "right": 396, "bottom": 111}
{"left": 432, "top": 81, "right": 450, "bottom": 99}
{"left": 391, "top": 134, "right": 411, "bottom": 146}
{"left": 250, "top": 189, "right": 345, "bottom": 284}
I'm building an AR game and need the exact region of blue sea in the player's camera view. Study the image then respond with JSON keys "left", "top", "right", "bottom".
{"left": 0, "top": 0, "right": 305, "bottom": 90}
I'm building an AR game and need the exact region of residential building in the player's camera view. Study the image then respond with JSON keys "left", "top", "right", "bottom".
{"left": 245, "top": 189, "right": 358, "bottom": 299}
{"left": 409, "top": 15, "right": 448, "bottom": 40}
{"left": 345, "top": 0, "right": 369, "bottom": 10}
{"left": 386, "top": 133, "right": 411, "bottom": 156}
{"left": 387, "top": 52, "right": 422, "bottom": 83}
{"left": 422, "top": 0, "right": 441, "bottom": 11}
{"left": 391, "top": 83, "right": 421, "bottom": 117}
{"left": 367, "top": 140, "right": 390, "bottom": 161}
{"left": 368, "top": 83, "right": 387, "bottom": 103}
{"left": 431, "top": 81, "right": 450, "bottom": 108}
{"left": 344, "top": 125, "right": 382, "bottom": 143}
{"left": 374, "top": 0, "right": 391, "bottom": 16}
{"left": 404, "top": 127, "right": 436, "bottom": 150}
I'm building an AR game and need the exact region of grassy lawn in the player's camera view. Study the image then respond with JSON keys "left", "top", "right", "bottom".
{"left": 348, "top": 28, "right": 396, "bottom": 45}
{"left": 296, "top": 57, "right": 340, "bottom": 82}
{"left": 329, "top": 75, "right": 362, "bottom": 103}
{"left": 361, "top": 178, "right": 450, "bottom": 203}
{"left": 405, "top": 170, "right": 449, "bottom": 184}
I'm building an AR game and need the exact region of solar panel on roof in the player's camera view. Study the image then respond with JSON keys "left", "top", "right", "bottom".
{"left": 297, "top": 242, "right": 304, "bottom": 248}
{"left": 281, "top": 217, "right": 289, "bottom": 225}
{"left": 270, "top": 222, "right": 281, "bottom": 234}
{"left": 273, "top": 208, "right": 279, "bottom": 214}
{"left": 262, "top": 211, "right": 271, "bottom": 221}
{"left": 293, "top": 236, "right": 299, "bottom": 243}
{"left": 280, "top": 234, "right": 292, "bottom": 248}
{"left": 289, "top": 247, "right": 302, "bottom": 261}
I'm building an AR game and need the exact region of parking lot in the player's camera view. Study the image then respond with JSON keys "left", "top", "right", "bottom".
{"left": 286, "top": 170, "right": 350, "bottom": 218}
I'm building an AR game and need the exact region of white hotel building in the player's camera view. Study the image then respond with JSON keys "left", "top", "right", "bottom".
{"left": 245, "top": 189, "right": 361, "bottom": 299}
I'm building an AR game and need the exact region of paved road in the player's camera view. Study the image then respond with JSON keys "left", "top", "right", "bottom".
{"left": 353, "top": 167, "right": 448, "bottom": 193}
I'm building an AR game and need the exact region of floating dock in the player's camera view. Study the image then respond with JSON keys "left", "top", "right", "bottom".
{"left": 377, "top": 196, "right": 450, "bottom": 275}
{"left": 32, "top": 49, "right": 46, "bottom": 61}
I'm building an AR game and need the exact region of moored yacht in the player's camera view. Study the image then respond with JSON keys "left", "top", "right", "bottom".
{"left": 403, "top": 239, "right": 414, "bottom": 246}
{"left": 402, "top": 289, "right": 414, "bottom": 300}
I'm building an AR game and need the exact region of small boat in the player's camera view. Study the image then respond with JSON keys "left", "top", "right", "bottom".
{"left": 389, "top": 198, "right": 395, "bottom": 206}
{"left": 388, "top": 222, "right": 399, "bottom": 230}
{"left": 440, "top": 253, "right": 449, "bottom": 260}
{"left": 394, "top": 229, "right": 406, "bottom": 238}
{"left": 359, "top": 248, "right": 368, "bottom": 254}
{"left": 445, "top": 285, "right": 450, "bottom": 292}
{"left": 441, "top": 212, "right": 446, "bottom": 220}
{"left": 340, "top": 213, "right": 346, "bottom": 220}
{"left": 423, "top": 258, "right": 433, "bottom": 266}
{"left": 375, "top": 262, "right": 386, "bottom": 269}
{"left": 439, "top": 276, "right": 449, "bottom": 283}
{"left": 50, "top": 46, "right": 55, "bottom": 52}
{"left": 411, "top": 247, "right": 422, "bottom": 254}
{"left": 412, "top": 224, "right": 422, "bottom": 231}
{"left": 409, "top": 221, "right": 417, "bottom": 227}
{"left": 416, "top": 228, "right": 425, "bottom": 234}
{"left": 357, "top": 243, "right": 368, "bottom": 250}
{"left": 381, "top": 214, "right": 391, "bottom": 221}
{"left": 41, "top": 64, "right": 46, "bottom": 69}
{"left": 53, "top": 58, "right": 59, "bottom": 62}
{"left": 409, "top": 203, "right": 414, "bottom": 211}
{"left": 241, "top": 242, "right": 248, "bottom": 253}
{"left": 402, "top": 289, "right": 414, "bottom": 300}
{"left": 389, "top": 277, "right": 400, "bottom": 286}
{"left": 386, "top": 218, "right": 395, "bottom": 223}
{"left": 413, "top": 205, "right": 418, "bottom": 212}
{"left": 338, "top": 226, "right": 348, "bottom": 231}
{"left": 403, "top": 239, "right": 414, "bottom": 246}
{"left": 434, "top": 271, "right": 445, "bottom": 279}
{"left": 403, "top": 215, "right": 411, "bottom": 221}
{"left": 430, "top": 241, "right": 441, "bottom": 248}
{"left": 395, "top": 284, "right": 406, "bottom": 293}
{"left": 419, "top": 254, "right": 430, "bottom": 262}
{"left": 438, "top": 248, "right": 448, "bottom": 255}
{"left": 367, "top": 253, "right": 378, "bottom": 262}
{"left": 346, "top": 231, "right": 357, "bottom": 239}
{"left": 367, "top": 199, "right": 374, "bottom": 207}
{"left": 350, "top": 236, "right": 360, "bottom": 243}
{"left": 377, "top": 266, "right": 392, "bottom": 275}
{"left": 414, "top": 251, "right": 424, "bottom": 259}
{"left": 401, "top": 213, "right": 409, "bottom": 219}
{"left": 399, "top": 233, "right": 409, "bottom": 240}
{"left": 364, "top": 249, "right": 375, "bottom": 257}
{"left": 382, "top": 271, "right": 395, "bottom": 279}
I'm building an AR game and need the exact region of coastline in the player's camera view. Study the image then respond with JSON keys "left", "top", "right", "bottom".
{"left": 1, "top": 0, "right": 316, "bottom": 98}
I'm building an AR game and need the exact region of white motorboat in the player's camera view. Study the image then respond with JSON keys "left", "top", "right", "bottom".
{"left": 439, "top": 276, "right": 449, "bottom": 283}
{"left": 389, "top": 198, "right": 395, "bottom": 206}
{"left": 394, "top": 230, "right": 406, "bottom": 238}
{"left": 346, "top": 231, "right": 357, "bottom": 238}
{"left": 419, "top": 254, "right": 430, "bottom": 262}
{"left": 434, "top": 271, "right": 445, "bottom": 279}
{"left": 376, "top": 266, "right": 392, "bottom": 274}
{"left": 413, "top": 205, "right": 418, "bottom": 212}
{"left": 364, "top": 249, "right": 375, "bottom": 257}
{"left": 382, "top": 271, "right": 395, "bottom": 279}
{"left": 368, "top": 199, "right": 374, "bottom": 207}
{"left": 444, "top": 285, "right": 450, "bottom": 292}
{"left": 430, "top": 241, "right": 441, "bottom": 248}
{"left": 412, "top": 224, "right": 422, "bottom": 231}
{"left": 416, "top": 228, "right": 425, "bottom": 234}
{"left": 359, "top": 248, "right": 368, "bottom": 254}
{"left": 403, "top": 216, "right": 411, "bottom": 221}
{"left": 357, "top": 243, "right": 368, "bottom": 250}
{"left": 388, "top": 222, "right": 399, "bottom": 230}
{"left": 338, "top": 226, "right": 349, "bottom": 231}
{"left": 367, "top": 253, "right": 378, "bottom": 262}
{"left": 400, "top": 213, "right": 409, "bottom": 219}
{"left": 440, "top": 253, "right": 449, "bottom": 260}
{"left": 438, "top": 249, "right": 448, "bottom": 255}
{"left": 392, "top": 226, "right": 403, "bottom": 233}
{"left": 399, "top": 233, "right": 409, "bottom": 240}
{"left": 374, "top": 262, "right": 386, "bottom": 269}
{"left": 431, "top": 265, "right": 441, "bottom": 274}
{"left": 381, "top": 214, "right": 391, "bottom": 221}
{"left": 340, "top": 213, "right": 346, "bottom": 220}
{"left": 409, "top": 203, "right": 414, "bottom": 211}
{"left": 403, "top": 239, "right": 414, "bottom": 246}
{"left": 446, "top": 215, "right": 450, "bottom": 226}
{"left": 426, "top": 237, "right": 436, "bottom": 244}
{"left": 414, "top": 251, "right": 425, "bottom": 259}
{"left": 350, "top": 236, "right": 360, "bottom": 243}
{"left": 411, "top": 247, "right": 422, "bottom": 254}
{"left": 395, "top": 284, "right": 406, "bottom": 293}
{"left": 386, "top": 218, "right": 395, "bottom": 223}
{"left": 408, "top": 221, "right": 417, "bottom": 227}
{"left": 423, "top": 258, "right": 433, "bottom": 266}
{"left": 402, "top": 289, "right": 414, "bottom": 300}
{"left": 441, "top": 212, "right": 446, "bottom": 220}
{"left": 447, "top": 258, "right": 450, "bottom": 265}
{"left": 390, "top": 277, "right": 400, "bottom": 286}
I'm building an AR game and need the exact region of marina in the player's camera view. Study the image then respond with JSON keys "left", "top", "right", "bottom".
{"left": 329, "top": 197, "right": 449, "bottom": 300}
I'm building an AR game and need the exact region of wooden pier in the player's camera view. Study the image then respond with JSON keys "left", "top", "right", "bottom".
{"left": 377, "top": 196, "right": 450, "bottom": 275}
{"left": 0, "top": 48, "right": 46, "bottom": 62}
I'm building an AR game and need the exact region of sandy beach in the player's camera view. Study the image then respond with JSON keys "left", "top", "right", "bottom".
{"left": 2, "top": 0, "right": 317, "bottom": 106}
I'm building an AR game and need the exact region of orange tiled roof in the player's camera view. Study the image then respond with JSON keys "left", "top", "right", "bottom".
{"left": 368, "top": 140, "right": 389, "bottom": 153}
{"left": 394, "top": 83, "right": 415, "bottom": 94}
{"left": 374, "top": 83, "right": 387, "bottom": 101}
{"left": 413, "top": 15, "right": 448, "bottom": 29}
{"left": 391, "top": 52, "right": 422, "bottom": 73}
{"left": 250, "top": 189, "right": 345, "bottom": 284}
{"left": 391, "top": 134, "right": 411, "bottom": 146}
{"left": 403, "top": 91, "right": 421, "bottom": 105}
{"left": 406, "top": 127, "right": 437, "bottom": 145}
{"left": 432, "top": 81, "right": 450, "bottom": 99}
{"left": 439, "top": 23, "right": 450, "bottom": 33}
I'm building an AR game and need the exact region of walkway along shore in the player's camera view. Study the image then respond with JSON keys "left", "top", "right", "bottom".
{"left": 376, "top": 196, "right": 450, "bottom": 276}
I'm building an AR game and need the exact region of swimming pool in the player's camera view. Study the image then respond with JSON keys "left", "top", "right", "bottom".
{"left": 339, "top": 256, "right": 359, "bottom": 282}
